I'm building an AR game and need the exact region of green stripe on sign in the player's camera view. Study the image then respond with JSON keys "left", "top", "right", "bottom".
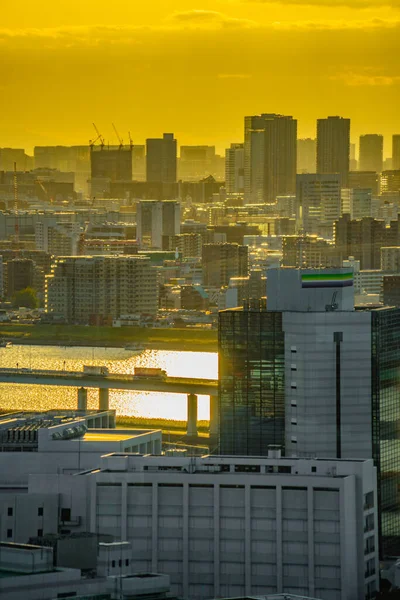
{"left": 301, "top": 273, "right": 353, "bottom": 281}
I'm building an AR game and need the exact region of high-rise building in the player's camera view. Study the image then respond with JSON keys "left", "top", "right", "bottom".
{"left": 131, "top": 145, "right": 146, "bottom": 181}
{"left": 219, "top": 267, "right": 400, "bottom": 557}
{"left": 296, "top": 138, "right": 316, "bottom": 173}
{"left": 316, "top": 116, "right": 350, "bottom": 186}
{"left": 381, "top": 246, "right": 400, "bottom": 271}
{"left": 340, "top": 188, "right": 373, "bottom": 220}
{"left": 136, "top": 200, "right": 180, "bottom": 249}
{"left": 359, "top": 135, "right": 383, "bottom": 173}
{"left": 380, "top": 170, "right": 400, "bottom": 195}
{"left": 392, "top": 135, "right": 400, "bottom": 170}
{"left": 90, "top": 146, "right": 132, "bottom": 181}
{"left": 202, "top": 243, "right": 248, "bottom": 288}
{"left": 45, "top": 255, "right": 159, "bottom": 323}
{"left": 244, "top": 113, "right": 297, "bottom": 203}
{"left": 0, "top": 148, "right": 32, "bottom": 171}
{"left": 382, "top": 274, "right": 400, "bottom": 307}
{"left": 146, "top": 133, "right": 177, "bottom": 184}
{"left": 225, "top": 143, "right": 244, "bottom": 196}
{"left": 296, "top": 173, "right": 341, "bottom": 235}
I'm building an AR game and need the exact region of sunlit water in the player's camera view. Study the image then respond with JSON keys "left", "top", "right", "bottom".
{"left": 0, "top": 346, "right": 218, "bottom": 420}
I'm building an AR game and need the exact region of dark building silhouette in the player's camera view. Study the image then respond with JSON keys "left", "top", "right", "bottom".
{"left": 90, "top": 147, "right": 132, "bottom": 181}
{"left": 146, "top": 133, "right": 177, "bottom": 184}
{"left": 359, "top": 134, "right": 383, "bottom": 173}
{"left": 393, "top": 135, "right": 400, "bottom": 170}
{"left": 317, "top": 116, "right": 350, "bottom": 186}
{"left": 383, "top": 275, "right": 400, "bottom": 307}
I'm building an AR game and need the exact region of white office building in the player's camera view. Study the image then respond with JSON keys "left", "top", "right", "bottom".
{"left": 29, "top": 452, "right": 378, "bottom": 600}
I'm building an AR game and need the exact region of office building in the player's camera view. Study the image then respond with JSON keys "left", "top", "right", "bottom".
{"left": 219, "top": 267, "right": 400, "bottom": 557}
{"left": 146, "top": 133, "right": 177, "bottom": 184}
{"left": 297, "top": 138, "right": 316, "bottom": 173}
{"left": 244, "top": 113, "right": 297, "bottom": 203}
{"left": 380, "top": 170, "right": 400, "bottom": 195}
{"left": 45, "top": 255, "right": 159, "bottom": 323}
{"left": 359, "top": 134, "right": 383, "bottom": 173}
{"left": 393, "top": 135, "right": 400, "bottom": 170}
{"left": 296, "top": 173, "right": 341, "bottom": 235}
{"left": 35, "top": 219, "right": 81, "bottom": 256}
{"left": 316, "top": 116, "right": 350, "bottom": 186}
{"left": 30, "top": 452, "right": 378, "bottom": 600}
{"left": 0, "top": 147, "right": 31, "bottom": 171}
{"left": 202, "top": 243, "right": 248, "bottom": 287}
{"left": 348, "top": 171, "right": 380, "bottom": 196}
{"left": 136, "top": 200, "right": 180, "bottom": 249}
{"left": 225, "top": 143, "right": 245, "bottom": 196}
{"left": 6, "top": 258, "right": 34, "bottom": 297}
{"left": 345, "top": 188, "right": 372, "bottom": 220}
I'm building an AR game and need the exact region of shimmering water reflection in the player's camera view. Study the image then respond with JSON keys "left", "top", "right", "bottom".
{"left": 0, "top": 346, "right": 218, "bottom": 420}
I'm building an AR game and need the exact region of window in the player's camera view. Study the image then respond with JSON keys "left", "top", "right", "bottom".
{"left": 38, "top": 507, "right": 44, "bottom": 517}
{"left": 291, "top": 346, "right": 297, "bottom": 353}
{"left": 291, "top": 436, "right": 297, "bottom": 443}
{"left": 60, "top": 508, "right": 71, "bottom": 522}
{"left": 7, "top": 507, "right": 13, "bottom": 517}
{"left": 119, "top": 559, "right": 122, "bottom": 567}
{"left": 291, "top": 364, "right": 297, "bottom": 371}
{"left": 312, "top": 466, "right": 317, "bottom": 473}
{"left": 291, "top": 382, "right": 297, "bottom": 389}
{"left": 7, "top": 529, "right": 12, "bottom": 538}
{"left": 291, "top": 418, "right": 297, "bottom": 425}
{"left": 37, "top": 529, "right": 43, "bottom": 537}
{"left": 112, "top": 560, "right": 116, "bottom": 568}
{"left": 125, "top": 559, "right": 129, "bottom": 566}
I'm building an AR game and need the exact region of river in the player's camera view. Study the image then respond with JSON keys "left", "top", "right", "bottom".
{"left": 0, "top": 345, "right": 218, "bottom": 420}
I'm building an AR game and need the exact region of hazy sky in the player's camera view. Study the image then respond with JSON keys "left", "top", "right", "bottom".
{"left": 1, "top": 0, "right": 399, "bottom": 155}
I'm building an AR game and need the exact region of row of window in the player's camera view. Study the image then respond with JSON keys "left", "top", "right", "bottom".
{"left": 7, "top": 506, "right": 43, "bottom": 517}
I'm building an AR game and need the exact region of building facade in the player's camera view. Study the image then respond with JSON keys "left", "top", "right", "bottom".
{"left": 219, "top": 267, "right": 400, "bottom": 557}
{"left": 30, "top": 452, "right": 379, "bottom": 600}
{"left": 45, "top": 255, "right": 159, "bottom": 323}
{"left": 359, "top": 135, "right": 383, "bottom": 173}
{"left": 316, "top": 116, "right": 350, "bottom": 187}
{"left": 244, "top": 114, "right": 297, "bottom": 204}
{"left": 146, "top": 133, "right": 177, "bottom": 184}
{"left": 202, "top": 243, "right": 248, "bottom": 288}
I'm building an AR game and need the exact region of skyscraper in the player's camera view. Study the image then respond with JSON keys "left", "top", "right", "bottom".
{"left": 146, "top": 133, "right": 177, "bottom": 184}
{"left": 136, "top": 200, "right": 180, "bottom": 249}
{"left": 244, "top": 113, "right": 297, "bottom": 203}
{"left": 359, "top": 134, "right": 383, "bottom": 173}
{"left": 393, "top": 134, "right": 400, "bottom": 170}
{"left": 317, "top": 116, "right": 350, "bottom": 186}
{"left": 218, "top": 267, "right": 400, "bottom": 556}
{"left": 225, "top": 143, "right": 244, "bottom": 197}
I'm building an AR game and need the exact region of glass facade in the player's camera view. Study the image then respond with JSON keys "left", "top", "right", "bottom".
{"left": 371, "top": 308, "right": 400, "bottom": 557}
{"left": 218, "top": 307, "right": 285, "bottom": 456}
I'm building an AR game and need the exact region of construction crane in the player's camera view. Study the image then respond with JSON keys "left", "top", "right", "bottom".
{"left": 112, "top": 123, "right": 123, "bottom": 149}
{"left": 128, "top": 131, "right": 133, "bottom": 150}
{"left": 13, "top": 162, "right": 19, "bottom": 246}
{"left": 89, "top": 123, "right": 105, "bottom": 149}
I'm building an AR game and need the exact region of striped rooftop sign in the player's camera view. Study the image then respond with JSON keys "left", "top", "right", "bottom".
{"left": 301, "top": 272, "right": 353, "bottom": 288}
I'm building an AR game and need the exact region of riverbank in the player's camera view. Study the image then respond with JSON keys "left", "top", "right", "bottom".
{"left": 116, "top": 415, "right": 210, "bottom": 433}
{"left": 0, "top": 324, "right": 218, "bottom": 352}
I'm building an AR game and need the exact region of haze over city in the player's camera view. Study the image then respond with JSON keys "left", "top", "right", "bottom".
{"left": 1, "top": 0, "right": 400, "bottom": 152}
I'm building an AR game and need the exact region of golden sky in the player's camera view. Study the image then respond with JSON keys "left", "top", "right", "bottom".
{"left": 1, "top": 0, "right": 399, "bottom": 155}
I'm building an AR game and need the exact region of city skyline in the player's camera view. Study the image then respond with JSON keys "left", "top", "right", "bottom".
{"left": 1, "top": 0, "right": 399, "bottom": 152}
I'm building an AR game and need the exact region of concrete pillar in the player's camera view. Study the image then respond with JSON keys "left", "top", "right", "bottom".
{"left": 209, "top": 395, "right": 219, "bottom": 437}
{"left": 77, "top": 387, "right": 88, "bottom": 411}
{"left": 99, "top": 388, "right": 109, "bottom": 411}
{"left": 186, "top": 393, "right": 198, "bottom": 437}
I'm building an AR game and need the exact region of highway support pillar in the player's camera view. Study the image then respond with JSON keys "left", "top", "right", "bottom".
{"left": 99, "top": 388, "right": 109, "bottom": 411}
{"left": 186, "top": 393, "right": 198, "bottom": 437}
{"left": 209, "top": 395, "right": 219, "bottom": 438}
{"left": 77, "top": 387, "right": 88, "bottom": 411}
